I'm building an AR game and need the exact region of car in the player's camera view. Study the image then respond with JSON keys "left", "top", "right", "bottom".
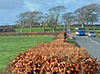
{"left": 88, "top": 31, "right": 95, "bottom": 37}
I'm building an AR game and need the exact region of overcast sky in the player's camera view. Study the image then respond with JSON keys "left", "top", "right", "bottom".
{"left": 0, "top": 0, "right": 99, "bottom": 25}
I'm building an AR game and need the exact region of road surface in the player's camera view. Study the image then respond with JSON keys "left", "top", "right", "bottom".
{"left": 73, "top": 35, "right": 100, "bottom": 60}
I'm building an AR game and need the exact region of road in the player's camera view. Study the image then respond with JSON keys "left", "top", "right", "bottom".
{"left": 73, "top": 35, "right": 100, "bottom": 60}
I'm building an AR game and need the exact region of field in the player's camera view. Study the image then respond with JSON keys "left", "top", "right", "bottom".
{"left": 14, "top": 26, "right": 100, "bottom": 37}
{"left": 0, "top": 35, "right": 55, "bottom": 71}
{"left": 15, "top": 27, "right": 65, "bottom": 33}
{"left": 15, "top": 26, "right": 100, "bottom": 33}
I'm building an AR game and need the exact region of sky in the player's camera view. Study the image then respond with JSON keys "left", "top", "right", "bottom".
{"left": 0, "top": 0, "right": 100, "bottom": 25}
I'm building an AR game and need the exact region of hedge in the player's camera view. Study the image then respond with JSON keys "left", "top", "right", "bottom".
{"left": 0, "top": 32, "right": 60, "bottom": 36}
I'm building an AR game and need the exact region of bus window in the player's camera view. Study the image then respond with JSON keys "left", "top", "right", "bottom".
{"left": 82, "top": 29, "right": 85, "bottom": 32}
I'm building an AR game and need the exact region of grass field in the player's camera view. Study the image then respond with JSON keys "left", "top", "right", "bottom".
{"left": 15, "top": 26, "right": 100, "bottom": 33}
{"left": 0, "top": 35, "right": 55, "bottom": 72}
{"left": 15, "top": 27, "right": 65, "bottom": 33}
{"left": 66, "top": 39, "right": 75, "bottom": 44}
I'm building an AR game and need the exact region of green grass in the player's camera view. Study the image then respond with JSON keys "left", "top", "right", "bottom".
{"left": 15, "top": 27, "right": 66, "bottom": 33}
{"left": 15, "top": 27, "right": 52, "bottom": 33}
{"left": 15, "top": 26, "right": 100, "bottom": 33}
{"left": 0, "top": 35, "right": 55, "bottom": 72}
{"left": 15, "top": 27, "right": 44, "bottom": 33}
{"left": 96, "top": 33, "right": 100, "bottom": 37}
{"left": 66, "top": 39, "right": 75, "bottom": 44}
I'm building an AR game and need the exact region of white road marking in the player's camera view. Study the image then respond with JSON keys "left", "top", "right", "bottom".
{"left": 85, "top": 37, "right": 100, "bottom": 46}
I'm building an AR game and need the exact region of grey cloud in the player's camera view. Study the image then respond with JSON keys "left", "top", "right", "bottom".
{"left": 0, "top": 0, "right": 25, "bottom": 9}
{"left": 24, "top": 0, "right": 54, "bottom": 12}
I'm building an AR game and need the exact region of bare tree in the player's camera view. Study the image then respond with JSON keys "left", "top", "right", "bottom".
{"left": 62, "top": 12, "right": 75, "bottom": 27}
{"left": 27, "top": 11, "right": 43, "bottom": 32}
{"left": 39, "top": 13, "right": 48, "bottom": 32}
{"left": 16, "top": 12, "right": 28, "bottom": 33}
{"left": 16, "top": 11, "right": 43, "bottom": 32}
{"left": 88, "top": 14, "right": 98, "bottom": 25}
{"left": 88, "top": 14, "right": 99, "bottom": 30}
{"left": 47, "top": 6, "right": 66, "bottom": 32}
{"left": 75, "top": 3, "right": 99, "bottom": 27}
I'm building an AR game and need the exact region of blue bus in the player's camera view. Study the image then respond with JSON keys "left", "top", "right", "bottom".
{"left": 75, "top": 28, "right": 85, "bottom": 36}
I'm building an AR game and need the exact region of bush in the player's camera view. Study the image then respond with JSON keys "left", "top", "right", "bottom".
{"left": 0, "top": 32, "right": 59, "bottom": 36}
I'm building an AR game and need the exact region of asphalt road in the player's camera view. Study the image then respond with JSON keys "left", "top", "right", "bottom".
{"left": 73, "top": 35, "right": 100, "bottom": 60}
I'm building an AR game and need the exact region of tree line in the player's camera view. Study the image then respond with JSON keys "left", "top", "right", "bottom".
{"left": 16, "top": 3, "right": 100, "bottom": 32}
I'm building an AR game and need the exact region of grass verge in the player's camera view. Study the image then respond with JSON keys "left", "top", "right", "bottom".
{"left": 66, "top": 38, "right": 76, "bottom": 45}
{"left": 96, "top": 33, "right": 100, "bottom": 37}
{"left": 0, "top": 35, "right": 55, "bottom": 72}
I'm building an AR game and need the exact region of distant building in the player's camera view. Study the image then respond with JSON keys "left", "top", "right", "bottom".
{"left": 3, "top": 29, "right": 16, "bottom": 32}
{"left": 0, "top": 29, "right": 16, "bottom": 32}
{"left": 0, "top": 29, "right": 4, "bottom": 32}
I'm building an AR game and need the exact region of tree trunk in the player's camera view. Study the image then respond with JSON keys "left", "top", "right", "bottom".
{"left": 43, "top": 23, "right": 45, "bottom": 32}
{"left": 20, "top": 21, "right": 23, "bottom": 33}
{"left": 53, "top": 26, "right": 55, "bottom": 32}
{"left": 43, "top": 28, "right": 45, "bottom": 32}
{"left": 94, "top": 23, "right": 95, "bottom": 31}
{"left": 43, "top": 25, "right": 45, "bottom": 32}
{"left": 30, "top": 20, "right": 32, "bottom": 32}
{"left": 64, "top": 22, "right": 67, "bottom": 27}
{"left": 82, "top": 22, "right": 84, "bottom": 28}
{"left": 53, "top": 29, "right": 55, "bottom": 32}
{"left": 86, "top": 20, "right": 88, "bottom": 27}
{"left": 21, "top": 25, "right": 23, "bottom": 33}
{"left": 30, "top": 25, "right": 32, "bottom": 32}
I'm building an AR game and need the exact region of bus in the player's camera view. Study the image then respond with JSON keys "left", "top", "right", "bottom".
{"left": 75, "top": 28, "right": 85, "bottom": 36}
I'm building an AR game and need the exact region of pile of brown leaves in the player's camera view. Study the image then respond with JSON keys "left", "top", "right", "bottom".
{"left": 11, "top": 32, "right": 99, "bottom": 74}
